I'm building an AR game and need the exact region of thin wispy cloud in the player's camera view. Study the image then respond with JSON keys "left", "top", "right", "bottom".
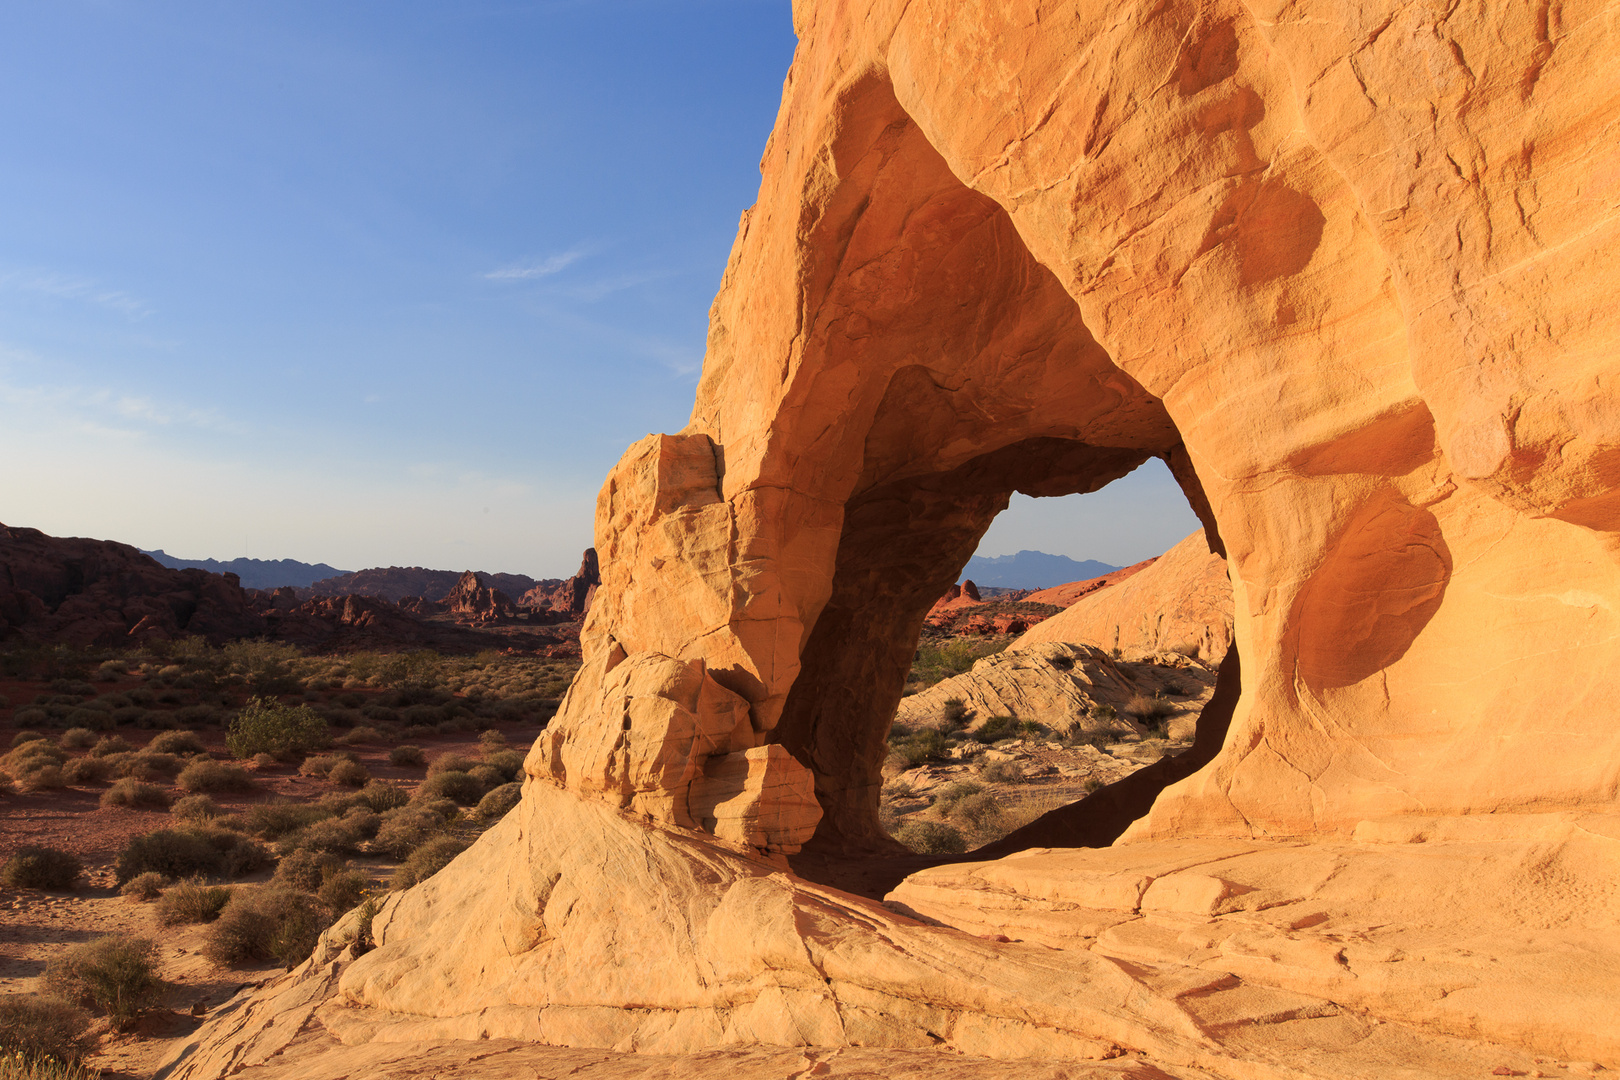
{"left": 0, "top": 270, "right": 151, "bottom": 318}
{"left": 483, "top": 246, "right": 590, "bottom": 281}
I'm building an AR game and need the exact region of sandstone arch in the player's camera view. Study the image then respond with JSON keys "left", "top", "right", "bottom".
{"left": 167, "top": 0, "right": 1620, "bottom": 1074}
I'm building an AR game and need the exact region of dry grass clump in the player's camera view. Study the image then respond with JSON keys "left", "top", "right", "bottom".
{"left": 893, "top": 819, "right": 966, "bottom": 854}
{"left": 100, "top": 778, "right": 172, "bottom": 810}
{"left": 1122, "top": 693, "right": 1176, "bottom": 727}
{"left": 114, "top": 826, "right": 271, "bottom": 885}
{"left": 355, "top": 780, "right": 409, "bottom": 812}
{"left": 426, "top": 752, "right": 477, "bottom": 776}
{"left": 277, "top": 807, "right": 379, "bottom": 856}
{"left": 177, "top": 759, "right": 257, "bottom": 793}
{"left": 327, "top": 759, "right": 370, "bottom": 787}
{"left": 1, "top": 847, "right": 81, "bottom": 890}
{"left": 148, "top": 729, "right": 206, "bottom": 755}
{"left": 297, "top": 752, "right": 354, "bottom": 779}
{"left": 119, "top": 871, "right": 168, "bottom": 901}
{"left": 203, "top": 887, "right": 330, "bottom": 968}
{"left": 239, "top": 801, "right": 331, "bottom": 840}
{"left": 43, "top": 934, "right": 163, "bottom": 1031}
{"left": 335, "top": 725, "right": 382, "bottom": 746}
{"left": 415, "top": 770, "right": 483, "bottom": 806}
{"left": 473, "top": 782, "right": 522, "bottom": 821}
{"left": 61, "top": 756, "right": 111, "bottom": 784}
{"left": 371, "top": 805, "right": 451, "bottom": 858}
{"left": 156, "top": 880, "right": 233, "bottom": 925}
{"left": 0, "top": 993, "right": 96, "bottom": 1069}
{"left": 482, "top": 749, "right": 526, "bottom": 782}
{"left": 388, "top": 745, "right": 426, "bottom": 767}
{"left": 390, "top": 835, "right": 467, "bottom": 890}
{"left": 109, "top": 751, "right": 183, "bottom": 782}
{"left": 171, "top": 793, "right": 223, "bottom": 822}
{"left": 89, "top": 735, "right": 134, "bottom": 757}
{"left": 57, "top": 728, "right": 98, "bottom": 749}
{"left": 3, "top": 741, "right": 66, "bottom": 791}
{"left": 271, "top": 849, "right": 342, "bottom": 891}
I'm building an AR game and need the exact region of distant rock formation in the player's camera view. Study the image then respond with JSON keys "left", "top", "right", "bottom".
{"left": 441, "top": 571, "right": 518, "bottom": 624}
{"left": 1013, "top": 531, "right": 1232, "bottom": 661}
{"left": 305, "top": 566, "right": 546, "bottom": 604}
{"left": 1023, "top": 557, "right": 1157, "bottom": 607}
{"left": 142, "top": 550, "right": 349, "bottom": 590}
{"left": 517, "top": 548, "right": 598, "bottom": 616}
{"left": 1, "top": 523, "right": 265, "bottom": 646}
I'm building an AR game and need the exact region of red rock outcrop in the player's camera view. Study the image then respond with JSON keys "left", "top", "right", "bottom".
{"left": 168, "top": 0, "right": 1620, "bottom": 1075}
{"left": 305, "top": 567, "right": 545, "bottom": 604}
{"left": 0, "top": 523, "right": 266, "bottom": 646}
{"left": 441, "top": 571, "right": 519, "bottom": 624}
{"left": 518, "top": 548, "right": 599, "bottom": 616}
{"left": 1024, "top": 558, "right": 1157, "bottom": 608}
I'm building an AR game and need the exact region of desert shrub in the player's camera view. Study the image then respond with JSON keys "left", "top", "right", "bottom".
{"left": 171, "top": 793, "right": 222, "bottom": 821}
{"left": 0, "top": 846, "right": 81, "bottom": 890}
{"left": 335, "top": 725, "right": 382, "bottom": 746}
{"left": 226, "top": 697, "right": 327, "bottom": 760}
{"left": 947, "top": 791, "right": 1005, "bottom": 829}
{"left": 251, "top": 752, "right": 277, "bottom": 769}
{"left": 361, "top": 704, "right": 400, "bottom": 724}
{"left": 271, "top": 848, "right": 342, "bottom": 891}
{"left": 979, "top": 760, "right": 1026, "bottom": 784}
{"left": 100, "top": 778, "right": 172, "bottom": 810}
{"left": 1122, "top": 694, "right": 1176, "bottom": 728}
{"left": 90, "top": 735, "right": 133, "bottom": 758}
{"left": 371, "top": 806, "right": 448, "bottom": 858}
{"left": 43, "top": 935, "right": 163, "bottom": 1030}
{"left": 279, "top": 808, "right": 378, "bottom": 855}
{"left": 327, "top": 759, "right": 370, "bottom": 788}
{"left": 115, "top": 826, "right": 271, "bottom": 884}
{"left": 932, "top": 781, "right": 984, "bottom": 816}
{"left": 888, "top": 728, "right": 949, "bottom": 769}
{"left": 61, "top": 756, "right": 111, "bottom": 784}
{"left": 240, "top": 801, "right": 334, "bottom": 840}
{"left": 0, "top": 993, "right": 96, "bottom": 1066}
{"left": 9, "top": 732, "right": 45, "bottom": 749}
{"left": 355, "top": 780, "right": 408, "bottom": 813}
{"left": 222, "top": 640, "right": 301, "bottom": 697}
{"left": 110, "top": 705, "right": 149, "bottom": 726}
{"left": 155, "top": 880, "right": 233, "bottom": 925}
{"left": 203, "top": 887, "right": 330, "bottom": 968}
{"left": 148, "top": 729, "right": 206, "bottom": 755}
{"left": 941, "top": 698, "right": 970, "bottom": 729}
{"left": 426, "top": 752, "right": 476, "bottom": 776}
{"left": 5, "top": 741, "right": 65, "bottom": 771}
{"left": 11, "top": 707, "right": 49, "bottom": 728}
{"left": 483, "top": 749, "right": 525, "bottom": 782}
{"left": 894, "top": 819, "right": 967, "bottom": 854}
{"left": 173, "top": 704, "right": 219, "bottom": 728}
{"left": 971, "top": 716, "right": 1019, "bottom": 744}
{"left": 474, "top": 782, "right": 522, "bottom": 821}
{"left": 318, "top": 869, "right": 369, "bottom": 913}
{"left": 177, "top": 759, "right": 256, "bottom": 793}
{"left": 119, "top": 872, "right": 168, "bottom": 901}
{"left": 298, "top": 753, "right": 340, "bottom": 778}
{"left": 415, "top": 770, "right": 483, "bottom": 806}
{"left": 15, "top": 764, "right": 64, "bottom": 791}
{"left": 111, "top": 751, "right": 183, "bottom": 782}
{"left": 388, "top": 744, "right": 426, "bottom": 767}
{"left": 390, "top": 835, "right": 467, "bottom": 890}
{"left": 57, "top": 729, "right": 97, "bottom": 750}
{"left": 467, "top": 763, "right": 505, "bottom": 790}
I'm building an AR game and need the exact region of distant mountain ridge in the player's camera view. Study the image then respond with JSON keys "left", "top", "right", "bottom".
{"left": 144, "top": 550, "right": 349, "bottom": 590}
{"left": 961, "top": 550, "right": 1120, "bottom": 590}
{"left": 304, "top": 567, "right": 552, "bottom": 604}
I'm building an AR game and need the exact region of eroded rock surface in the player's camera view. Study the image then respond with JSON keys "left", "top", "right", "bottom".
{"left": 168, "top": 0, "right": 1620, "bottom": 1075}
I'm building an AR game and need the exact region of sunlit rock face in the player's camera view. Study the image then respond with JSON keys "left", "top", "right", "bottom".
{"left": 165, "top": 0, "right": 1620, "bottom": 1075}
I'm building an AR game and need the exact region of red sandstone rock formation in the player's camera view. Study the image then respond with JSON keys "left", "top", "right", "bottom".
{"left": 518, "top": 548, "right": 599, "bottom": 616}
{"left": 165, "top": 0, "right": 1620, "bottom": 1075}
{"left": 441, "top": 571, "right": 519, "bottom": 624}
{"left": 305, "top": 566, "right": 544, "bottom": 604}
{"left": 0, "top": 523, "right": 266, "bottom": 646}
{"left": 1024, "top": 557, "right": 1157, "bottom": 608}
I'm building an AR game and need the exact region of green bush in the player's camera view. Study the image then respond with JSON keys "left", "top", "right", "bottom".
{"left": 43, "top": 935, "right": 163, "bottom": 1030}
{"left": 114, "top": 826, "right": 271, "bottom": 884}
{"left": 119, "top": 872, "right": 168, "bottom": 901}
{"left": 483, "top": 749, "right": 525, "bottom": 783}
{"left": 148, "top": 729, "right": 206, "bottom": 755}
{"left": 415, "top": 770, "right": 483, "bottom": 806}
{"left": 222, "top": 641, "right": 301, "bottom": 697}
{"left": 888, "top": 728, "right": 949, "bottom": 769}
{"left": 317, "top": 869, "right": 368, "bottom": 913}
{"left": 100, "top": 778, "right": 172, "bottom": 810}
{"left": 177, "top": 759, "right": 256, "bottom": 793}
{"left": 390, "top": 835, "right": 467, "bottom": 890}
{"left": 972, "top": 716, "right": 1018, "bottom": 744}
{"left": 388, "top": 744, "right": 426, "bottom": 767}
{"left": 156, "top": 880, "right": 233, "bottom": 925}
{"left": 226, "top": 697, "right": 327, "bottom": 760}
{"left": 894, "top": 819, "right": 967, "bottom": 854}
{"left": 473, "top": 782, "right": 522, "bottom": 821}
{"left": 0, "top": 993, "right": 95, "bottom": 1066}
{"left": 203, "top": 888, "right": 330, "bottom": 968}
{"left": 1, "top": 847, "right": 81, "bottom": 890}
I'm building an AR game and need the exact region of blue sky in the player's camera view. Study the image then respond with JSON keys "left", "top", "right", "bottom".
{"left": 0, "top": 1, "right": 1199, "bottom": 579}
